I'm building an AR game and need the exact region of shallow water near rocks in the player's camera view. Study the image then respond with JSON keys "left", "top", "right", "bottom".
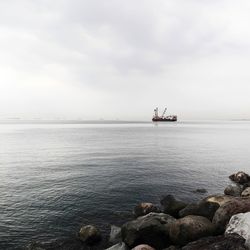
{"left": 0, "top": 121, "right": 250, "bottom": 249}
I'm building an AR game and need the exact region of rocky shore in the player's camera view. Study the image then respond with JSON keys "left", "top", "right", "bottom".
{"left": 27, "top": 171, "right": 250, "bottom": 250}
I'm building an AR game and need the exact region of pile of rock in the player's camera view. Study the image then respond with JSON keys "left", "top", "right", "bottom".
{"left": 37, "top": 170, "right": 249, "bottom": 250}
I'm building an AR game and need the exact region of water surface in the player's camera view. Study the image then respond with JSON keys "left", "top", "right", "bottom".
{"left": 0, "top": 121, "right": 250, "bottom": 249}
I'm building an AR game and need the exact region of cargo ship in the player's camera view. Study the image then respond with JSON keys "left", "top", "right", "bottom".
{"left": 152, "top": 107, "right": 177, "bottom": 122}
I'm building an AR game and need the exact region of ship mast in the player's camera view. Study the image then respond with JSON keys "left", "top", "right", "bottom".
{"left": 154, "top": 107, "right": 159, "bottom": 118}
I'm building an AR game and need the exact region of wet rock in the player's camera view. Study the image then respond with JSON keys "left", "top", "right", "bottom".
{"left": 225, "top": 212, "right": 250, "bottom": 242}
{"left": 193, "top": 188, "right": 207, "bottom": 194}
{"left": 132, "top": 244, "right": 155, "bottom": 250}
{"left": 243, "top": 182, "right": 250, "bottom": 190}
{"left": 121, "top": 212, "right": 176, "bottom": 249}
{"left": 109, "top": 225, "right": 122, "bottom": 244}
{"left": 79, "top": 225, "right": 102, "bottom": 245}
{"left": 229, "top": 171, "right": 250, "bottom": 184}
{"left": 169, "top": 215, "right": 215, "bottom": 246}
{"left": 25, "top": 242, "right": 46, "bottom": 250}
{"left": 212, "top": 198, "right": 250, "bottom": 233}
{"left": 241, "top": 187, "right": 250, "bottom": 197}
{"left": 162, "top": 246, "right": 180, "bottom": 250}
{"left": 106, "top": 242, "right": 129, "bottom": 250}
{"left": 182, "top": 234, "right": 247, "bottom": 250}
{"left": 204, "top": 194, "right": 234, "bottom": 206}
{"left": 134, "top": 203, "right": 160, "bottom": 217}
{"left": 179, "top": 203, "right": 198, "bottom": 217}
{"left": 246, "top": 238, "right": 250, "bottom": 250}
{"left": 179, "top": 199, "right": 219, "bottom": 221}
{"left": 160, "top": 195, "right": 187, "bottom": 217}
{"left": 224, "top": 185, "right": 242, "bottom": 197}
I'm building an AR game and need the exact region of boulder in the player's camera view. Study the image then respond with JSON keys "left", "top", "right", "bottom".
{"left": 229, "top": 171, "right": 250, "bottom": 184}
{"left": 160, "top": 195, "right": 187, "bottom": 217}
{"left": 162, "top": 246, "right": 180, "bottom": 250}
{"left": 106, "top": 242, "right": 129, "bottom": 250}
{"left": 179, "top": 200, "right": 219, "bottom": 221}
{"left": 241, "top": 187, "right": 250, "bottom": 197}
{"left": 246, "top": 238, "right": 250, "bottom": 250}
{"left": 169, "top": 215, "right": 215, "bottom": 246}
{"left": 132, "top": 244, "right": 155, "bottom": 250}
{"left": 121, "top": 212, "right": 176, "bottom": 249}
{"left": 225, "top": 212, "right": 250, "bottom": 242}
{"left": 224, "top": 185, "right": 242, "bottom": 197}
{"left": 25, "top": 242, "right": 46, "bottom": 250}
{"left": 212, "top": 198, "right": 250, "bottom": 233}
{"left": 178, "top": 203, "right": 197, "bottom": 216}
{"left": 109, "top": 225, "right": 122, "bottom": 244}
{"left": 182, "top": 234, "right": 247, "bottom": 250}
{"left": 204, "top": 194, "right": 234, "bottom": 206}
{"left": 243, "top": 182, "right": 250, "bottom": 190}
{"left": 179, "top": 195, "right": 237, "bottom": 221}
{"left": 134, "top": 203, "right": 160, "bottom": 217}
{"left": 79, "top": 225, "right": 102, "bottom": 245}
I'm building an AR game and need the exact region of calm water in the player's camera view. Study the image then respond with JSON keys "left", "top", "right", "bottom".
{"left": 0, "top": 121, "right": 250, "bottom": 249}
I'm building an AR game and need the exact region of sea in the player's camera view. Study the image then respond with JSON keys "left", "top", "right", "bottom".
{"left": 0, "top": 121, "right": 250, "bottom": 249}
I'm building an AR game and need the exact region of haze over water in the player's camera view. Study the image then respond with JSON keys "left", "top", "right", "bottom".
{"left": 0, "top": 121, "right": 250, "bottom": 249}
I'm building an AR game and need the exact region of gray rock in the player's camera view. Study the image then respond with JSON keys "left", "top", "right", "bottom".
{"left": 169, "top": 215, "right": 215, "bottom": 246}
{"left": 121, "top": 212, "right": 176, "bottom": 249}
{"left": 179, "top": 203, "right": 199, "bottom": 217}
{"left": 179, "top": 199, "right": 219, "bottom": 221}
{"left": 134, "top": 203, "right": 160, "bottom": 217}
{"left": 109, "top": 225, "right": 122, "bottom": 244}
{"left": 179, "top": 195, "right": 237, "bottom": 221}
{"left": 212, "top": 198, "right": 250, "bottom": 234}
{"left": 132, "top": 244, "right": 155, "bottom": 250}
{"left": 160, "top": 195, "right": 187, "bottom": 217}
{"left": 79, "top": 225, "right": 102, "bottom": 245}
{"left": 106, "top": 242, "right": 129, "bottom": 250}
{"left": 243, "top": 182, "right": 250, "bottom": 190}
{"left": 241, "top": 187, "right": 250, "bottom": 197}
{"left": 25, "top": 242, "right": 46, "bottom": 250}
{"left": 246, "top": 238, "right": 250, "bottom": 250}
{"left": 225, "top": 212, "right": 250, "bottom": 243}
{"left": 182, "top": 234, "right": 247, "bottom": 250}
{"left": 229, "top": 171, "right": 250, "bottom": 184}
{"left": 224, "top": 185, "right": 242, "bottom": 197}
{"left": 162, "top": 246, "right": 180, "bottom": 250}
{"left": 204, "top": 194, "right": 234, "bottom": 206}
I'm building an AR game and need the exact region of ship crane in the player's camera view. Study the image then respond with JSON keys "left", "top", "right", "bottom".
{"left": 161, "top": 108, "right": 167, "bottom": 118}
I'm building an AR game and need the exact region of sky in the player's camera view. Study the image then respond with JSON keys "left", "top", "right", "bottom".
{"left": 0, "top": 0, "right": 250, "bottom": 121}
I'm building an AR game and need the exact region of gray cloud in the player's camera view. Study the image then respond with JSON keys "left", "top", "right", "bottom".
{"left": 0, "top": 0, "right": 250, "bottom": 120}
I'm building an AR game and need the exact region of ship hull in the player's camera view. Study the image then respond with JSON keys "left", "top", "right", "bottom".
{"left": 152, "top": 118, "right": 177, "bottom": 122}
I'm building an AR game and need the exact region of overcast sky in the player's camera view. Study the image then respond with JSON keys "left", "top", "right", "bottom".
{"left": 0, "top": 0, "right": 250, "bottom": 120}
